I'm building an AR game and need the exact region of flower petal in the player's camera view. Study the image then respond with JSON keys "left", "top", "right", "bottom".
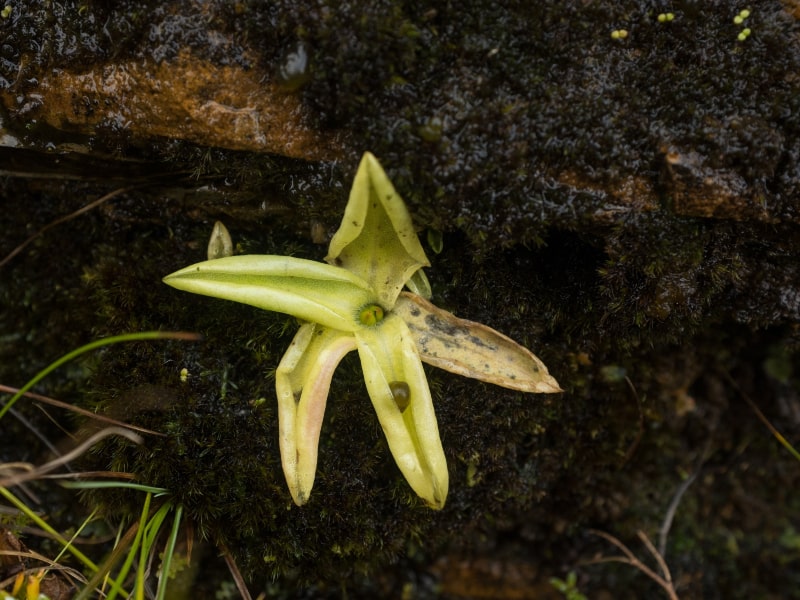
{"left": 405, "top": 268, "right": 432, "bottom": 300}
{"left": 354, "top": 314, "right": 448, "bottom": 509}
{"left": 207, "top": 221, "right": 233, "bottom": 260}
{"left": 163, "top": 255, "right": 375, "bottom": 332}
{"left": 325, "top": 152, "right": 430, "bottom": 308}
{"left": 394, "top": 292, "right": 562, "bottom": 394}
{"left": 276, "top": 323, "right": 357, "bottom": 505}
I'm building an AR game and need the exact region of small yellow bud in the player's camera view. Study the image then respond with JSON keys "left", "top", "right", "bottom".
{"left": 207, "top": 220, "right": 234, "bottom": 260}
{"left": 26, "top": 570, "right": 44, "bottom": 600}
{"left": 611, "top": 29, "right": 628, "bottom": 40}
{"left": 11, "top": 572, "right": 24, "bottom": 596}
{"left": 180, "top": 367, "right": 189, "bottom": 382}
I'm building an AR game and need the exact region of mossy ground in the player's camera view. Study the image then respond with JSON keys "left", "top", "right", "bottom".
{"left": 2, "top": 172, "right": 799, "bottom": 597}
{"left": 2, "top": 0, "right": 800, "bottom": 598}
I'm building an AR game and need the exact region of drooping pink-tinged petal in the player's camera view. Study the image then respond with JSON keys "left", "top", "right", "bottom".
{"left": 276, "top": 323, "right": 357, "bottom": 505}
{"left": 354, "top": 314, "right": 448, "bottom": 509}
{"left": 394, "top": 292, "right": 562, "bottom": 394}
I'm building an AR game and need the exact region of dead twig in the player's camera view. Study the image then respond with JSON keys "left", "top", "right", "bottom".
{"left": 0, "top": 385, "right": 165, "bottom": 437}
{"left": 0, "top": 187, "right": 132, "bottom": 269}
{"left": 587, "top": 529, "right": 679, "bottom": 600}
{"left": 657, "top": 437, "right": 713, "bottom": 557}
{"left": 722, "top": 370, "right": 800, "bottom": 463}
{"left": 620, "top": 375, "right": 646, "bottom": 468}
{"left": 219, "top": 540, "right": 254, "bottom": 600}
{"left": 0, "top": 427, "right": 143, "bottom": 487}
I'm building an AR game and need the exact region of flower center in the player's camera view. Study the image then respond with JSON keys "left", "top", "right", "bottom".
{"left": 358, "top": 304, "right": 385, "bottom": 326}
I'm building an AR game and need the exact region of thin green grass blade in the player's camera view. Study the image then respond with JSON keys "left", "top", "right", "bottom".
{"left": 105, "top": 492, "right": 152, "bottom": 600}
{"left": 0, "top": 331, "right": 200, "bottom": 421}
{"left": 155, "top": 505, "right": 183, "bottom": 600}
{"left": 62, "top": 481, "right": 169, "bottom": 494}
{"left": 0, "top": 486, "right": 100, "bottom": 574}
{"left": 50, "top": 507, "right": 99, "bottom": 567}
{"left": 136, "top": 502, "right": 173, "bottom": 599}
{"left": 76, "top": 521, "right": 139, "bottom": 600}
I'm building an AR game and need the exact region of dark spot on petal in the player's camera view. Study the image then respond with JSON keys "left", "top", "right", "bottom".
{"left": 389, "top": 381, "right": 411, "bottom": 411}
{"left": 424, "top": 313, "right": 467, "bottom": 337}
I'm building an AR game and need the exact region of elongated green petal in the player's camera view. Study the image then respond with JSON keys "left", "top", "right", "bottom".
{"left": 325, "top": 152, "right": 430, "bottom": 308}
{"left": 163, "top": 255, "right": 375, "bottom": 332}
{"left": 276, "top": 323, "right": 357, "bottom": 505}
{"left": 394, "top": 292, "right": 562, "bottom": 394}
{"left": 354, "top": 314, "right": 448, "bottom": 509}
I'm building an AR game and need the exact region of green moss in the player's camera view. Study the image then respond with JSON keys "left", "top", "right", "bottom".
{"left": 3, "top": 162, "right": 800, "bottom": 596}
{"left": 3, "top": 1, "right": 800, "bottom": 596}
{"left": 29, "top": 200, "right": 570, "bottom": 591}
{"left": 222, "top": 0, "right": 800, "bottom": 247}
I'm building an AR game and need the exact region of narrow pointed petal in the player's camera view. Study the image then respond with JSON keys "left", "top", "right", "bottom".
{"left": 354, "top": 314, "right": 448, "bottom": 509}
{"left": 325, "top": 152, "right": 430, "bottom": 307}
{"left": 164, "top": 255, "right": 375, "bottom": 332}
{"left": 394, "top": 292, "right": 563, "bottom": 394}
{"left": 207, "top": 221, "right": 233, "bottom": 260}
{"left": 405, "top": 268, "right": 432, "bottom": 300}
{"left": 276, "top": 323, "right": 357, "bottom": 505}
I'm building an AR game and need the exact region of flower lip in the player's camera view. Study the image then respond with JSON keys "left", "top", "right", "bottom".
{"left": 358, "top": 303, "right": 386, "bottom": 326}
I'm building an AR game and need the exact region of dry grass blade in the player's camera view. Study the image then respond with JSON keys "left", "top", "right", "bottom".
{"left": 0, "top": 551, "right": 87, "bottom": 587}
{"left": 0, "top": 384, "right": 165, "bottom": 437}
{"left": 76, "top": 519, "right": 141, "bottom": 598}
{"left": 38, "top": 471, "right": 138, "bottom": 481}
{"left": 619, "top": 376, "right": 646, "bottom": 467}
{"left": 219, "top": 541, "right": 253, "bottom": 600}
{"left": 587, "top": 529, "right": 679, "bottom": 600}
{"left": 0, "top": 427, "right": 143, "bottom": 487}
{"left": 0, "top": 187, "right": 132, "bottom": 269}
{"left": 0, "top": 529, "right": 88, "bottom": 596}
{"left": 723, "top": 370, "right": 800, "bottom": 463}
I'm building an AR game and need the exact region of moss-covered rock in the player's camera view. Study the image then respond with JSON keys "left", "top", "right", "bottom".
{"left": 2, "top": 0, "right": 800, "bottom": 598}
